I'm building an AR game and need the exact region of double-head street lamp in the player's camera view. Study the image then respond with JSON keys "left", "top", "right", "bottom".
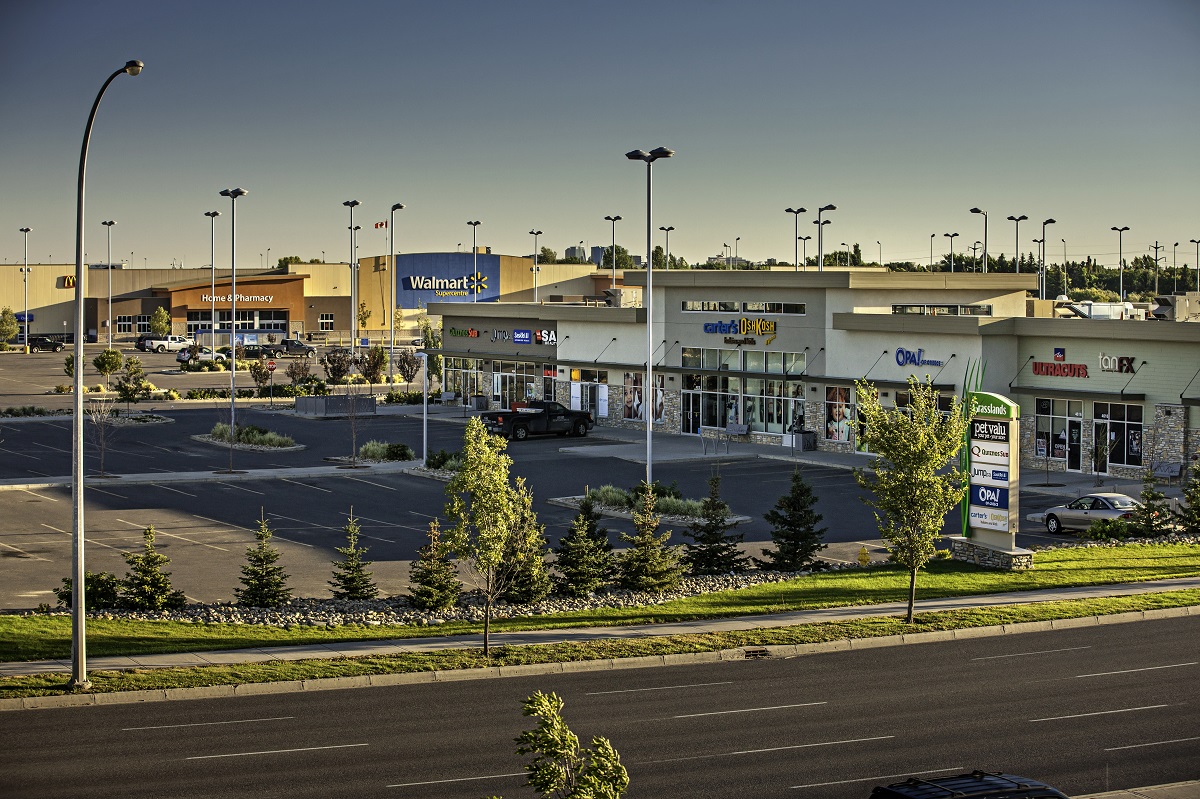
{"left": 785, "top": 208, "right": 806, "bottom": 271}
{"left": 70, "top": 58, "right": 143, "bottom": 691}
{"left": 467, "top": 221, "right": 481, "bottom": 303}
{"left": 970, "top": 208, "right": 988, "bottom": 274}
{"left": 101, "top": 220, "right": 115, "bottom": 347}
{"left": 205, "top": 211, "right": 220, "bottom": 347}
{"left": 1007, "top": 214, "right": 1028, "bottom": 272}
{"left": 343, "top": 200, "right": 361, "bottom": 354}
{"left": 529, "top": 230, "right": 543, "bottom": 302}
{"left": 944, "top": 232, "right": 959, "bottom": 271}
{"left": 840, "top": 242, "right": 849, "bottom": 267}
{"left": 1111, "top": 225, "right": 1129, "bottom": 299}
{"left": 1190, "top": 239, "right": 1200, "bottom": 292}
{"left": 798, "top": 235, "right": 811, "bottom": 268}
{"left": 625, "top": 146, "right": 674, "bottom": 486}
{"left": 659, "top": 226, "right": 674, "bottom": 270}
{"left": 604, "top": 214, "right": 621, "bottom": 288}
{"left": 389, "top": 203, "right": 405, "bottom": 379}
{"left": 219, "top": 188, "right": 248, "bottom": 474}
{"left": 19, "top": 227, "right": 31, "bottom": 349}
{"left": 1040, "top": 219, "right": 1056, "bottom": 299}
{"left": 815, "top": 204, "right": 836, "bottom": 271}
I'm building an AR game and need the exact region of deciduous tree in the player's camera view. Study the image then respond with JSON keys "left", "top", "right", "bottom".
{"left": 149, "top": 306, "right": 171, "bottom": 337}
{"left": 113, "top": 355, "right": 153, "bottom": 409}
{"left": 499, "top": 479, "right": 552, "bottom": 604}
{"left": 360, "top": 344, "right": 388, "bottom": 386}
{"left": 92, "top": 348, "right": 123, "bottom": 388}
{"left": 394, "top": 348, "right": 421, "bottom": 391}
{"left": 0, "top": 307, "right": 17, "bottom": 350}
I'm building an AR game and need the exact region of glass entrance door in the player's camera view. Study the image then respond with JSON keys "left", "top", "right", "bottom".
{"left": 1092, "top": 421, "right": 1109, "bottom": 475}
{"left": 681, "top": 391, "right": 701, "bottom": 435}
{"left": 1068, "top": 419, "right": 1082, "bottom": 471}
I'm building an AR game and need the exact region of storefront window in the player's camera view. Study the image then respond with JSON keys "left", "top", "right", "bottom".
{"left": 1094, "top": 402, "right": 1142, "bottom": 468}
{"left": 116, "top": 315, "right": 133, "bottom": 334}
{"left": 825, "top": 386, "right": 853, "bottom": 441}
{"left": 1034, "top": 398, "right": 1084, "bottom": 461}
{"left": 319, "top": 313, "right": 334, "bottom": 331}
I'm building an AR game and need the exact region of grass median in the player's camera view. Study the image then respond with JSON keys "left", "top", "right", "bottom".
{"left": 3, "top": 544, "right": 1198, "bottom": 665}
{"left": 2, "top": 589, "right": 1197, "bottom": 699}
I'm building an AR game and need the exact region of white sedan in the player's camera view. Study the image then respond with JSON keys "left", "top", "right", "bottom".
{"left": 176, "top": 347, "right": 227, "bottom": 364}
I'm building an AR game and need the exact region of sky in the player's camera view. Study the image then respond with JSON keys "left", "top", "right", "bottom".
{"left": 1, "top": 0, "right": 1198, "bottom": 272}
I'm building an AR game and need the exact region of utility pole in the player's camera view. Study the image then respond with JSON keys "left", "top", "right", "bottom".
{"left": 1150, "top": 241, "right": 1163, "bottom": 296}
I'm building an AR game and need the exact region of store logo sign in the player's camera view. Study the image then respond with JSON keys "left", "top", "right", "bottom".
{"left": 1032, "top": 361, "right": 1089, "bottom": 378}
{"left": 970, "top": 484, "right": 1009, "bottom": 510}
{"left": 1053, "top": 347, "right": 1066, "bottom": 361}
{"left": 491, "top": 329, "right": 511, "bottom": 343}
{"left": 971, "top": 419, "right": 1009, "bottom": 442}
{"left": 1098, "top": 353, "right": 1135, "bottom": 373}
{"left": 970, "top": 441, "right": 1010, "bottom": 464}
{"left": 448, "top": 327, "right": 479, "bottom": 338}
{"left": 534, "top": 329, "right": 557, "bottom": 345}
{"left": 895, "top": 347, "right": 944, "bottom": 368}
{"left": 702, "top": 317, "right": 777, "bottom": 336}
{"left": 513, "top": 329, "right": 532, "bottom": 345}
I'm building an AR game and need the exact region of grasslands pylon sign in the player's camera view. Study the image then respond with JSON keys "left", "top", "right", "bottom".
{"left": 962, "top": 392, "right": 1020, "bottom": 552}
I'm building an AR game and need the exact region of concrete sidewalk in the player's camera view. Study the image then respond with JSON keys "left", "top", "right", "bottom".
{"left": 4, "top": 575, "right": 1198, "bottom": 678}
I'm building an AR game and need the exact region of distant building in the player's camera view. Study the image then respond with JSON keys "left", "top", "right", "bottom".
{"left": 565, "top": 245, "right": 587, "bottom": 261}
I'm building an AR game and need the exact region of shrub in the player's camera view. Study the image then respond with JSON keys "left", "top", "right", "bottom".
{"left": 654, "top": 496, "right": 705, "bottom": 517}
{"left": 209, "top": 422, "right": 295, "bottom": 448}
{"left": 384, "top": 390, "right": 425, "bottom": 405}
{"left": 425, "top": 448, "right": 460, "bottom": 470}
{"left": 386, "top": 442, "right": 415, "bottom": 461}
{"left": 630, "top": 479, "right": 683, "bottom": 503}
{"left": 1082, "top": 517, "right": 1132, "bottom": 541}
{"left": 53, "top": 570, "right": 121, "bottom": 609}
{"left": 186, "top": 388, "right": 221, "bottom": 400}
{"left": 358, "top": 440, "right": 389, "bottom": 460}
{"left": 1, "top": 406, "right": 51, "bottom": 417}
{"left": 586, "top": 484, "right": 630, "bottom": 508}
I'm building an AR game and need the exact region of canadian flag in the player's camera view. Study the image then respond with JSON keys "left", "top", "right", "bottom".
{"left": 374, "top": 221, "right": 388, "bottom": 229}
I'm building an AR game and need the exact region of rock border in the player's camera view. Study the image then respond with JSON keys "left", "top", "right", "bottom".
{"left": 190, "top": 434, "right": 305, "bottom": 453}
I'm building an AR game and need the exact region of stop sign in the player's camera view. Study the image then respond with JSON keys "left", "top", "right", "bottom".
{"left": 267, "top": 360, "right": 277, "bottom": 372}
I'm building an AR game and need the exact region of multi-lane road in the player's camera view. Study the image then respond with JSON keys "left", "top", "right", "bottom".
{"left": 3, "top": 617, "right": 1198, "bottom": 798}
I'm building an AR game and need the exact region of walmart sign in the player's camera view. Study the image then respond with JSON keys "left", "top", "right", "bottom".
{"left": 395, "top": 253, "right": 501, "bottom": 308}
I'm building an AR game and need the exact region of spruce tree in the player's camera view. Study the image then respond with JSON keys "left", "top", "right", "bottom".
{"left": 329, "top": 508, "right": 378, "bottom": 600}
{"left": 500, "top": 479, "right": 552, "bottom": 604}
{"left": 1175, "top": 473, "right": 1200, "bottom": 536}
{"left": 616, "top": 489, "right": 685, "bottom": 593}
{"left": 120, "top": 526, "right": 186, "bottom": 610}
{"left": 1130, "top": 471, "right": 1170, "bottom": 538}
{"left": 554, "top": 492, "right": 615, "bottom": 596}
{"left": 408, "top": 518, "right": 462, "bottom": 612}
{"left": 757, "top": 468, "right": 828, "bottom": 571}
{"left": 235, "top": 511, "right": 292, "bottom": 607}
{"left": 682, "top": 475, "right": 748, "bottom": 575}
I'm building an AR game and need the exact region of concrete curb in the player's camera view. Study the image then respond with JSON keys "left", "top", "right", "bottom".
{"left": 3, "top": 604, "right": 1195, "bottom": 712}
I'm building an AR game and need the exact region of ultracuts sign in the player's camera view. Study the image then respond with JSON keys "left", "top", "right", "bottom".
{"left": 1032, "top": 361, "right": 1089, "bottom": 378}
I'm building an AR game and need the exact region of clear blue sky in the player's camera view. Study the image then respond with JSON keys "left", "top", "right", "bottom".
{"left": 2, "top": 0, "right": 1197, "bottom": 270}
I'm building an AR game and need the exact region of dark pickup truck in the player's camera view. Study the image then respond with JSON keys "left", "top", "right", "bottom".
{"left": 482, "top": 400, "right": 594, "bottom": 441}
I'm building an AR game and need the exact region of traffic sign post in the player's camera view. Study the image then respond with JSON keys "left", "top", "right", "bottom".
{"left": 267, "top": 361, "right": 276, "bottom": 407}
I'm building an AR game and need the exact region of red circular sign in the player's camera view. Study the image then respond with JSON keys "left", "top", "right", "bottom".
{"left": 267, "top": 361, "right": 277, "bottom": 372}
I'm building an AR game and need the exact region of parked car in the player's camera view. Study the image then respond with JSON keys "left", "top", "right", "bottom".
{"left": 870, "top": 769, "right": 1069, "bottom": 798}
{"left": 136, "top": 334, "right": 193, "bottom": 353}
{"left": 27, "top": 336, "right": 65, "bottom": 353}
{"left": 482, "top": 400, "right": 594, "bottom": 440}
{"left": 277, "top": 338, "right": 317, "bottom": 357}
{"left": 1042, "top": 492, "right": 1143, "bottom": 534}
{"left": 176, "top": 347, "right": 227, "bottom": 364}
{"left": 217, "top": 345, "right": 274, "bottom": 360}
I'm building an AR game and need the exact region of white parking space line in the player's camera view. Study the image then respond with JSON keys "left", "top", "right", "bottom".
{"left": 341, "top": 476, "right": 398, "bottom": 491}
{"left": 131, "top": 440, "right": 179, "bottom": 454}
{"left": 31, "top": 441, "right": 70, "bottom": 453}
{"left": 186, "top": 743, "right": 368, "bottom": 760}
{"left": 1030, "top": 704, "right": 1171, "bottom": 722}
{"left": 124, "top": 716, "right": 294, "bottom": 731}
{"left": 972, "top": 645, "right": 1091, "bottom": 661}
{"left": 114, "top": 518, "right": 230, "bottom": 552}
{"left": 85, "top": 485, "right": 126, "bottom": 498}
{"left": 150, "top": 483, "right": 198, "bottom": 497}
{"left": 217, "top": 482, "right": 264, "bottom": 495}
{"left": 1104, "top": 735, "right": 1200, "bottom": 752}
{"left": 674, "top": 702, "right": 826, "bottom": 718}
{"left": 354, "top": 514, "right": 427, "bottom": 534}
{"left": 41, "top": 523, "right": 125, "bottom": 551}
{"left": 644, "top": 736, "right": 895, "bottom": 766}
{"left": 386, "top": 771, "right": 525, "bottom": 789}
{"left": 268, "top": 512, "right": 340, "bottom": 531}
{"left": 586, "top": 681, "right": 733, "bottom": 696}
{"left": 0, "top": 447, "right": 38, "bottom": 460}
{"left": 0, "top": 541, "right": 51, "bottom": 562}
{"left": 1075, "top": 662, "right": 1197, "bottom": 678}
{"left": 790, "top": 766, "right": 965, "bottom": 790}
{"left": 20, "top": 489, "right": 58, "bottom": 502}
{"left": 280, "top": 478, "right": 333, "bottom": 493}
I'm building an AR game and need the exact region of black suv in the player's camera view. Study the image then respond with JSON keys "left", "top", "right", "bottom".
{"left": 870, "top": 771, "right": 1069, "bottom": 799}
{"left": 27, "top": 336, "right": 65, "bottom": 353}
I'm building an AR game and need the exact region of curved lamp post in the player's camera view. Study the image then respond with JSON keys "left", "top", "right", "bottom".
{"left": 205, "top": 211, "right": 220, "bottom": 347}
{"left": 1040, "top": 219, "right": 1056, "bottom": 299}
{"left": 815, "top": 204, "right": 836, "bottom": 271}
{"left": 944, "top": 232, "right": 959, "bottom": 272}
{"left": 798, "top": 235, "right": 811, "bottom": 268}
{"left": 659, "top": 226, "right": 674, "bottom": 270}
{"left": 785, "top": 208, "right": 806, "bottom": 271}
{"left": 529, "top": 230, "right": 543, "bottom": 302}
{"left": 970, "top": 207, "right": 988, "bottom": 274}
{"left": 1190, "top": 239, "right": 1200, "bottom": 292}
{"left": 604, "top": 215, "right": 621, "bottom": 288}
{"left": 626, "top": 146, "right": 674, "bottom": 485}
{"left": 1007, "top": 214, "right": 1027, "bottom": 273}
{"left": 70, "top": 58, "right": 143, "bottom": 691}
{"left": 468, "top": 221, "right": 481, "bottom": 302}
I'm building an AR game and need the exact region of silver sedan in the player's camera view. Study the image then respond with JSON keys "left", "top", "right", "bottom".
{"left": 1044, "top": 492, "right": 1142, "bottom": 534}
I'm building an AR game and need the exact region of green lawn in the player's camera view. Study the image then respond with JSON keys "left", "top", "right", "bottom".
{"left": 2, "top": 589, "right": 1197, "bottom": 699}
{"left": 2, "top": 544, "right": 1197, "bottom": 664}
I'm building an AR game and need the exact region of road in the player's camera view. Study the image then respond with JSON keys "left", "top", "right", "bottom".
{"left": 2, "top": 617, "right": 1197, "bottom": 798}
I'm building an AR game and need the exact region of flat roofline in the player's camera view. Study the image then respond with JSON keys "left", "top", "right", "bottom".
{"left": 622, "top": 269, "right": 1038, "bottom": 291}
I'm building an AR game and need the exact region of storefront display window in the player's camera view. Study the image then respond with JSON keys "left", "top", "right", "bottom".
{"left": 445, "top": 358, "right": 482, "bottom": 400}
{"left": 825, "top": 386, "right": 853, "bottom": 442}
{"left": 623, "top": 372, "right": 664, "bottom": 422}
{"left": 1094, "top": 402, "right": 1142, "bottom": 468}
{"left": 319, "top": 313, "right": 334, "bottom": 331}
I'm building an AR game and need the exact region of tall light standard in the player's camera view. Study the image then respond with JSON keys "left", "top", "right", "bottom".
{"left": 876, "top": 240, "right": 882, "bottom": 266}
{"left": 1150, "top": 242, "right": 1164, "bottom": 296}
{"left": 1038, "top": 219, "right": 1056, "bottom": 300}
{"left": 798, "top": 235, "right": 811, "bottom": 268}
{"left": 815, "top": 204, "right": 836, "bottom": 271}
{"left": 604, "top": 214, "right": 621, "bottom": 288}
{"left": 101, "top": 220, "right": 115, "bottom": 347}
{"left": 734, "top": 236, "right": 741, "bottom": 267}
{"left": 840, "top": 242, "right": 849, "bottom": 268}
{"left": 205, "top": 211, "right": 220, "bottom": 347}
{"left": 19, "top": 227, "right": 30, "bottom": 349}
{"left": 415, "top": 352, "right": 429, "bottom": 465}
{"left": 388, "top": 203, "right": 404, "bottom": 380}
{"left": 1191, "top": 239, "right": 1200, "bottom": 292}
{"left": 659, "top": 226, "right": 674, "bottom": 270}
{"left": 625, "top": 146, "right": 674, "bottom": 486}
{"left": 1062, "top": 238, "right": 1068, "bottom": 297}
{"left": 969, "top": 241, "right": 982, "bottom": 272}
{"left": 529, "top": 229, "right": 542, "bottom": 302}
{"left": 343, "top": 200, "right": 360, "bottom": 354}
{"left": 266, "top": 247, "right": 271, "bottom": 269}
{"left": 970, "top": 207, "right": 988, "bottom": 274}
{"left": 785, "top": 207, "right": 806, "bottom": 271}
{"left": 1007, "top": 214, "right": 1028, "bottom": 272}
{"left": 468, "top": 221, "right": 481, "bottom": 302}
{"left": 69, "top": 58, "right": 143, "bottom": 691}
{"left": 944, "top": 232, "right": 959, "bottom": 272}
{"left": 1032, "top": 238, "right": 1044, "bottom": 294}
{"left": 219, "top": 188, "right": 247, "bottom": 474}
{"left": 1173, "top": 242, "right": 1179, "bottom": 293}
{"left": 930, "top": 233, "right": 935, "bottom": 269}
{"left": 1111, "top": 225, "right": 1128, "bottom": 299}
{"left": 723, "top": 242, "right": 730, "bottom": 268}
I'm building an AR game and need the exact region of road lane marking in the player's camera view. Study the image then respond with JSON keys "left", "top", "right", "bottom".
{"left": 115, "top": 518, "right": 230, "bottom": 552}
{"left": 41, "top": 523, "right": 123, "bottom": 551}
{"left": 124, "top": 716, "right": 293, "bottom": 731}
{"left": 1104, "top": 735, "right": 1200, "bottom": 751}
{"left": 386, "top": 772, "right": 525, "bottom": 788}
{"left": 586, "top": 681, "right": 733, "bottom": 696}
{"left": 1075, "top": 662, "right": 1197, "bottom": 678}
{"left": 674, "top": 702, "right": 826, "bottom": 718}
{"left": 151, "top": 483, "right": 198, "bottom": 497}
{"left": 1031, "top": 704, "right": 1171, "bottom": 722}
{"left": 642, "top": 736, "right": 895, "bottom": 765}
{"left": 217, "top": 482, "right": 264, "bottom": 495}
{"left": 790, "top": 766, "right": 965, "bottom": 790}
{"left": 0, "top": 446, "right": 38, "bottom": 460}
{"left": 342, "top": 476, "right": 398, "bottom": 490}
{"left": 280, "top": 478, "right": 333, "bottom": 493}
{"left": 186, "top": 743, "right": 368, "bottom": 760}
{"left": 972, "top": 646, "right": 1091, "bottom": 661}
{"left": 20, "top": 489, "right": 58, "bottom": 502}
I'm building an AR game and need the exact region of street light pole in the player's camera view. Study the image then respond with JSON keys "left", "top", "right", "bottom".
{"left": 734, "top": 236, "right": 741, "bottom": 267}
{"left": 1110, "top": 225, "right": 1128, "bottom": 299}
{"left": 1173, "top": 242, "right": 1179, "bottom": 293}
{"left": 930, "top": 233, "right": 935, "bottom": 269}
{"left": 1191, "top": 239, "right": 1200, "bottom": 292}
{"left": 1039, "top": 219, "right": 1056, "bottom": 300}
{"left": 389, "top": 203, "right": 404, "bottom": 381}
{"left": 841, "top": 242, "right": 848, "bottom": 268}
{"left": 1150, "top": 241, "right": 1163, "bottom": 295}
{"left": 798, "top": 235, "right": 811, "bottom": 269}
{"left": 416, "top": 352, "right": 429, "bottom": 465}
{"left": 970, "top": 208, "right": 988, "bottom": 274}
{"left": 785, "top": 208, "right": 806, "bottom": 271}
{"left": 102, "top": 220, "right": 115, "bottom": 348}
{"left": 1032, "top": 238, "right": 1044, "bottom": 295}
{"left": 604, "top": 215, "right": 621, "bottom": 289}
{"left": 876, "top": 240, "right": 881, "bottom": 266}
{"left": 529, "top": 230, "right": 542, "bottom": 302}
{"left": 343, "top": 200, "right": 360, "bottom": 355}
{"left": 626, "top": 146, "right": 674, "bottom": 486}
{"left": 1007, "top": 214, "right": 1028, "bottom": 273}
{"left": 19, "top": 228, "right": 30, "bottom": 350}
{"left": 944, "top": 232, "right": 959, "bottom": 272}
{"left": 1062, "top": 239, "right": 1068, "bottom": 297}
{"left": 205, "top": 211, "right": 220, "bottom": 348}
{"left": 468, "top": 221, "right": 481, "bottom": 303}
{"left": 659, "top": 226, "right": 674, "bottom": 271}
{"left": 815, "top": 204, "right": 836, "bottom": 271}
{"left": 219, "top": 188, "right": 247, "bottom": 474}
{"left": 69, "top": 58, "right": 143, "bottom": 691}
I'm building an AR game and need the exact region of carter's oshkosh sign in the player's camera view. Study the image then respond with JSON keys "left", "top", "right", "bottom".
{"left": 202, "top": 293, "right": 274, "bottom": 303}
{"left": 702, "top": 317, "right": 777, "bottom": 336}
